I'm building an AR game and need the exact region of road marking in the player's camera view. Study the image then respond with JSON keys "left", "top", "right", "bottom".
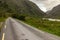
{"left": 2, "top": 33, "right": 5, "bottom": 40}
{"left": 5, "top": 25, "right": 6, "bottom": 29}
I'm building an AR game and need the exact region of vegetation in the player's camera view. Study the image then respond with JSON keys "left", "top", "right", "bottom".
{"left": 0, "top": 17, "right": 6, "bottom": 22}
{"left": 0, "top": 17, "right": 6, "bottom": 32}
{"left": 3, "top": 0, "right": 46, "bottom": 17}
{"left": 0, "top": 0, "right": 46, "bottom": 18}
{"left": 21, "top": 17, "right": 60, "bottom": 36}
{"left": 0, "top": 1, "right": 10, "bottom": 32}
{"left": 13, "top": 13, "right": 60, "bottom": 36}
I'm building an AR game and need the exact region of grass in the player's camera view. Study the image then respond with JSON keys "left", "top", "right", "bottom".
{"left": 23, "top": 17, "right": 60, "bottom": 36}
{"left": 0, "top": 17, "right": 6, "bottom": 32}
{"left": 0, "top": 17, "right": 6, "bottom": 22}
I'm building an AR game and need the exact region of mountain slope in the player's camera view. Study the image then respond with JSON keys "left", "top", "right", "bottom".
{"left": 1, "top": 0, "right": 46, "bottom": 18}
{"left": 48, "top": 5, "right": 60, "bottom": 18}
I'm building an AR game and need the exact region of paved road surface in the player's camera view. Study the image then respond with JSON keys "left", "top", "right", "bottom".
{"left": 2, "top": 18, "right": 60, "bottom": 40}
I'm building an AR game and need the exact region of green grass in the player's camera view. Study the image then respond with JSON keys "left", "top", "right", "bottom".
{"left": 0, "top": 17, "right": 6, "bottom": 32}
{"left": 23, "top": 17, "right": 60, "bottom": 36}
{"left": 0, "top": 17, "right": 6, "bottom": 22}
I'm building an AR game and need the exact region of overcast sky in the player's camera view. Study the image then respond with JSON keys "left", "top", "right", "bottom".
{"left": 29, "top": 0, "right": 60, "bottom": 12}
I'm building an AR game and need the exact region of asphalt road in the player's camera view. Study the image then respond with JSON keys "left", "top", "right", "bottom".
{"left": 2, "top": 18, "right": 60, "bottom": 40}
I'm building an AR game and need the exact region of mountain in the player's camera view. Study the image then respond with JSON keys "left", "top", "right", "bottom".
{"left": 48, "top": 5, "right": 60, "bottom": 19}
{"left": 0, "top": 0, "right": 46, "bottom": 18}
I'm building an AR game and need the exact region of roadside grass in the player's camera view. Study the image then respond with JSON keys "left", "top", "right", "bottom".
{"left": 0, "top": 17, "right": 6, "bottom": 32}
{"left": 23, "top": 17, "right": 60, "bottom": 36}
{"left": 0, "top": 17, "right": 6, "bottom": 22}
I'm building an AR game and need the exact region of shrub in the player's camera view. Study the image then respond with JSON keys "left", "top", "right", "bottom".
{"left": 19, "top": 15, "right": 26, "bottom": 21}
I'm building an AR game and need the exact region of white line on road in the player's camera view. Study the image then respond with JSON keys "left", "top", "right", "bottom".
{"left": 5, "top": 25, "right": 6, "bottom": 29}
{"left": 2, "top": 33, "right": 5, "bottom": 40}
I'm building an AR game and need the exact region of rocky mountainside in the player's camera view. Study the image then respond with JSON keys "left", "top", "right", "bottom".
{"left": 0, "top": 0, "right": 46, "bottom": 18}
{"left": 48, "top": 5, "right": 60, "bottom": 19}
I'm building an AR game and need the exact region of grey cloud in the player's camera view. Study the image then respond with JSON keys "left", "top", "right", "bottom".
{"left": 29, "top": 0, "right": 60, "bottom": 12}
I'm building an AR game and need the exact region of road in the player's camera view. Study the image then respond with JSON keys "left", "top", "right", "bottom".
{"left": 1, "top": 18, "right": 60, "bottom": 40}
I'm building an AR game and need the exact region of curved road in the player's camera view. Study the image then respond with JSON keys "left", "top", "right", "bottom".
{"left": 2, "top": 18, "right": 60, "bottom": 40}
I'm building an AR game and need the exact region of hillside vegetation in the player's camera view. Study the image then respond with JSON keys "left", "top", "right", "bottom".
{"left": 0, "top": 1, "right": 11, "bottom": 32}
{"left": 4, "top": 0, "right": 46, "bottom": 18}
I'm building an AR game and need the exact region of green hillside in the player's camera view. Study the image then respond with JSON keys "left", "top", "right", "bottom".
{"left": 2, "top": 0, "right": 46, "bottom": 17}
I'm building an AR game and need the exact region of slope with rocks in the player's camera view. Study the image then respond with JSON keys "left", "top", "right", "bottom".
{"left": 48, "top": 5, "right": 60, "bottom": 19}
{"left": 1, "top": 0, "right": 46, "bottom": 18}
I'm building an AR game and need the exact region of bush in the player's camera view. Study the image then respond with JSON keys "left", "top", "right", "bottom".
{"left": 19, "top": 15, "right": 26, "bottom": 21}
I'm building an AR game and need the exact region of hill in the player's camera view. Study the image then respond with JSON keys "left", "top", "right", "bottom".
{"left": 0, "top": 0, "right": 46, "bottom": 18}
{"left": 47, "top": 5, "right": 60, "bottom": 19}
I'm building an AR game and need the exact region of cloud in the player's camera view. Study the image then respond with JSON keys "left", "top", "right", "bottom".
{"left": 29, "top": 0, "right": 60, "bottom": 12}
{"left": 29, "top": 0, "right": 47, "bottom": 12}
{"left": 36, "top": 3, "right": 47, "bottom": 12}
{"left": 43, "top": 0, "right": 60, "bottom": 10}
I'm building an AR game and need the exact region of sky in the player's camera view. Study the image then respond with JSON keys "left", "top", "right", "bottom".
{"left": 29, "top": 0, "right": 60, "bottom": 12}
